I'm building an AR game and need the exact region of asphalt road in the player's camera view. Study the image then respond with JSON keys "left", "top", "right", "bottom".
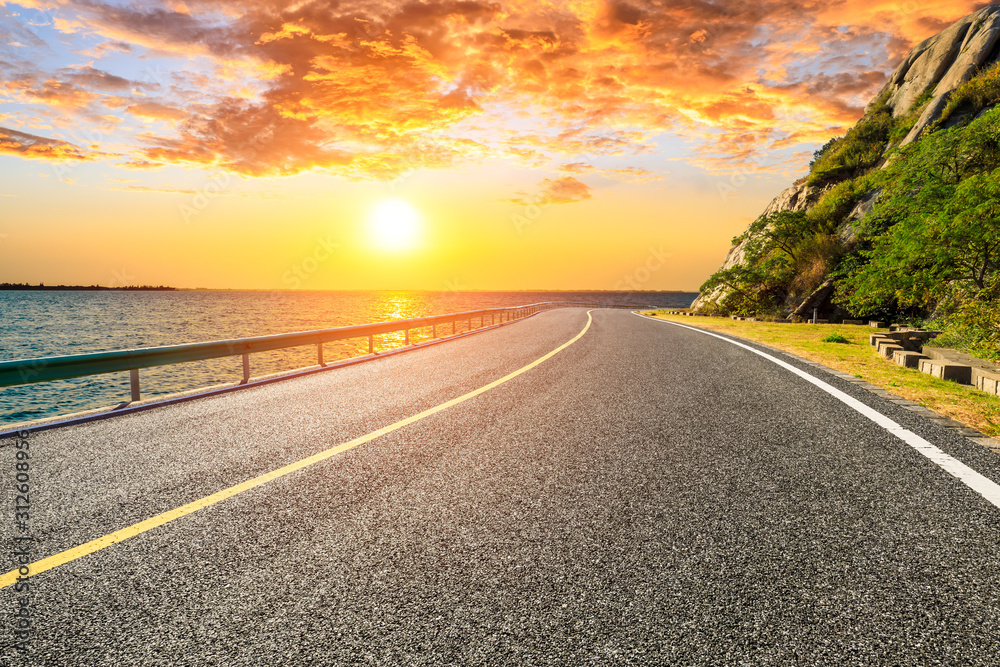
{"left": 3, "top": 308, "right": 1000, "bottom": 665}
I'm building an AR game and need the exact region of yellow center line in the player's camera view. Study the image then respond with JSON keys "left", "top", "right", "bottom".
{"left": 0, "top": 310, "right": 594, "bottom": 589}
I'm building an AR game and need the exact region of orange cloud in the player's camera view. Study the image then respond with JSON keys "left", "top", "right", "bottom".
{"left": 126, "top": 101, "right": 187, "bottom": 121}
{"left": 0, "top": 0, "right": 988, "bottom": 180}
{"left": 0, "top": 126, "right": 93, "bottom": 161}
{"left": 509, "top": 176, "right": 592, "bottom": 205}
{"left": 542, "top": 176, "right": 592, "bottom": 203}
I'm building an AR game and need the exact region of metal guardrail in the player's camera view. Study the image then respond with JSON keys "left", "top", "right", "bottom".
{"left": 0, "top": 301, "right": 638, "bottom": 403}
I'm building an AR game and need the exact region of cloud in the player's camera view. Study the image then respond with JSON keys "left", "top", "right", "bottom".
{"left": 77, "top": 40, "right": 132, "bottom": 58}
{"left": 125, "top": 101, "right": 187, "bottom": 120}
{"left": 0, "top": 126, "right": 93, "bottom": 161}
{"left": 63, "top": 66, "right": 134, "bottom": 91}
{"left": 0, "top": 0, "right": 988, "bottom": 179}
{"left": 508, "top": 176, "right": 592, "bottom": 205}
{"left": 541, "top": 176, "right": 592, "bottom": 203}
{"left": 560, "top": 162, "right": 594, "bottom": 174}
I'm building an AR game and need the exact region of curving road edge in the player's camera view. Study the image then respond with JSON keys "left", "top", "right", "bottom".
{"left": 635, "top": 312, "right": 1000, "bottom": 511}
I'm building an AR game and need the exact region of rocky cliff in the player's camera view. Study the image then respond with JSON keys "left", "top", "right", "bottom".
{"left": 692, "top": 179, "right": 830, "bottom": 308}
{"left": 693, "top": 5, "right": 1000, "bottom": 313}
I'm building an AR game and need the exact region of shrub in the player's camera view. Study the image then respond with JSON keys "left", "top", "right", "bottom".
{"left": 808, "top": 108, "right": 895, "bottom": 185}
{"left": 935, "top": 62, "right": 1000, "bottom": 129}
{"left": 806, "top": 173, "right": 878, "bottom": 232}
{"left": 930, "top": 277, "right": 1000, "bottom": 361}
{"left": 821, "top": 333, "right": 850, "bottom": 344}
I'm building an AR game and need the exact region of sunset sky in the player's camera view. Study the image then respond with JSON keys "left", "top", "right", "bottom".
{"left": 0, "top": 0, "right": 987, "bottom": 291}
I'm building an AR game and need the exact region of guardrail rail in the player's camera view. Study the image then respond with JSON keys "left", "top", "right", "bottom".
{"left": 0, "top": 301, "right": 642, "bottom": 404}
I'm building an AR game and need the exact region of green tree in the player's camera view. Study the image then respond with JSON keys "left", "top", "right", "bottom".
{"left": 841, "top": 167, "right": 1000, "bottom": 313}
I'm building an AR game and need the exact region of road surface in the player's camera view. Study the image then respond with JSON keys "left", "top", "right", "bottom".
{"left": 2, "top": 308, "right": 1000, "bottom": 665}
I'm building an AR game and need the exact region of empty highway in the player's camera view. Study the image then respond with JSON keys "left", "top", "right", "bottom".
{"left": 3, "top": 308, "right": 1000, "bottom": 665}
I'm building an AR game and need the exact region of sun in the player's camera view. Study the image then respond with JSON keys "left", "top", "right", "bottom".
{"left": 369, "top": 199, "right": 421, "bottom": 252}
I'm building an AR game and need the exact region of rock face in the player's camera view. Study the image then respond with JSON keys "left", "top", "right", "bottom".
{"left": 884, "top": 6, "right": 1000, "bottom": 143}
{"left": 693, "top": 6, "right": 1000, "bottom": 312}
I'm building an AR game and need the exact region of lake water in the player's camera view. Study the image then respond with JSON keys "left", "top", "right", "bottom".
{"left": 0, "top": 290, "right": 695, "bottom": 426}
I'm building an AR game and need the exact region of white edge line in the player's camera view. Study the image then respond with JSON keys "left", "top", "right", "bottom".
{"left": 634, "top": 312, "right": 1000, "bottom": 511}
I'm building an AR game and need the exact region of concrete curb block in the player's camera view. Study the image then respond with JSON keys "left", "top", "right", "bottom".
{"left": 894, "top": 351, "right": 929, "bottom": 368}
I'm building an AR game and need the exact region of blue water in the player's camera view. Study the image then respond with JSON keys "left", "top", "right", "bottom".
{"left": 0, "top": 290, "right": 695, "bottom": 425}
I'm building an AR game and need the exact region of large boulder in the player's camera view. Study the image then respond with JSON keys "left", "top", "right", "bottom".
{"left": 883, "top": 6, "right": 1000, "bottom": 144}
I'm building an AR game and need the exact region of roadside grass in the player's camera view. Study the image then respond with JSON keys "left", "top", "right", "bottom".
{"left": 644, "top": 312, "right": 1000, "bottom": 438}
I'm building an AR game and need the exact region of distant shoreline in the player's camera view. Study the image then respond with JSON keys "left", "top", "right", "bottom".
{"left": 0, "top": 286, "right": 694, "bottom": 293}
{"left": 0, "top": 283, "right": 177, "bottom": 291}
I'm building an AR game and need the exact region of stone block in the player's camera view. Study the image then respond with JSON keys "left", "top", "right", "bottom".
{"left": 870, "top": 334, "right": 892, "bottom": 346}
{"left": 918, "top": 360, "right": 972, "bottom": 384}
{"left": 977, "top": 372, "right": 1000, "bottom": 396}
{"left": 869, "top": 321, "right": 887, "bottom": 328}
{"left": 843, "top": 319, "right": 865, "bottom": 325}
{"left": 894, "top": 351, "right": 928, "bottom": 368}
{"left": 879, "top": 343, "right": 904, "bottom": 359}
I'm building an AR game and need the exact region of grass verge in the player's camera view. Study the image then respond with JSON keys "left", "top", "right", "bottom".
{"left": 644, "top": 312, "right": 1000, "bottom": 438}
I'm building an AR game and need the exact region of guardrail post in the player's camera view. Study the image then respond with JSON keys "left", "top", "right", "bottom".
{"left": 405, "top": 329, "right": 410, "bottom": 345}
{"left": 317, "top": 343, "right": 325, "bottom": 367}
{"left": 241, "top": 354, "right": 250, "bottom": 384}
{"left": 480, "top": 315, "right": 484, "bottom": 327}
{"left": 452, "top": 320, "right": 456, "bottom": 334}
{"left": 368, "top": 335, "right": 374, "bottom": 354}
{"left": 468, "top": 317, "right": 472, "bottom": 331}
{"left": 129, "top": 368, "right": 140, "bottom": 402}
{"left": 432, "top": 324, "right": 436, "bottom": 338}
